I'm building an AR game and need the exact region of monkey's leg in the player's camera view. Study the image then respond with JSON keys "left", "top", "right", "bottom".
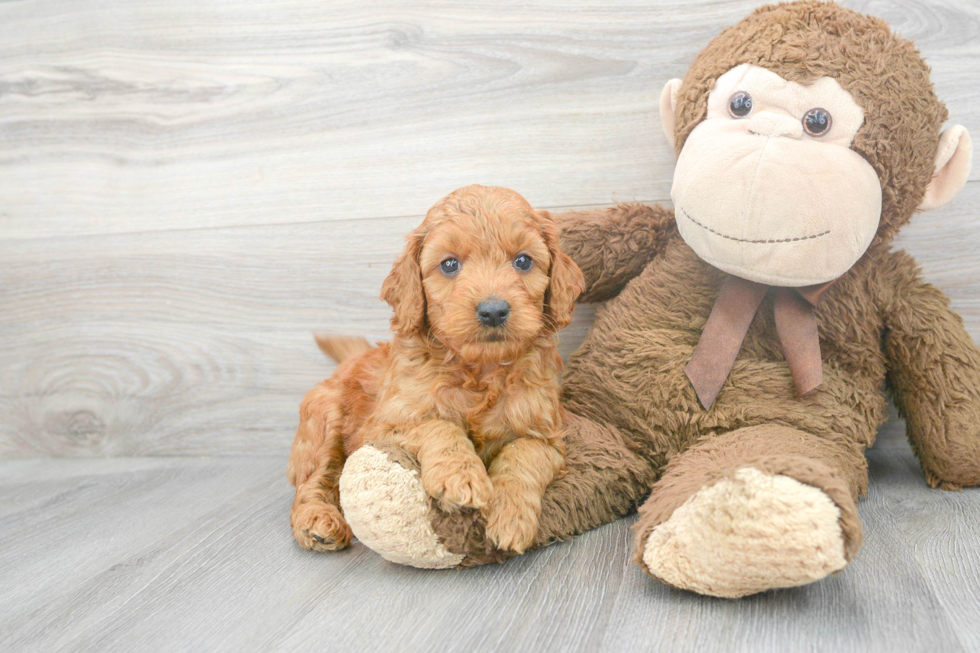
{"left": 288, "top": 382, "right": 353, "bottom": 552}
{"left": 338, "top": 411, "right": 659, "bottom": 568}
{"left": 634, "top": 424, "right": 866, "bottom": 598}
{"left": 529, "top": 412, "right": 660, "bottom": 552}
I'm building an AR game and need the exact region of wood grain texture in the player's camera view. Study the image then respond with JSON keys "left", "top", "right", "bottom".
{"left": 2, "top": 422, "right": 979, "bottom": 652}
{"left": 2, "top": 1, "right": 980, "bottom": 649}
{"left": 0, "top": 0, "right": 977, "bottom": 240}
{"left": 2, "top": 0, "right": 979, "bottom": 457}
{"left": 0, "top": 183, "right": 973, "bottom": 457}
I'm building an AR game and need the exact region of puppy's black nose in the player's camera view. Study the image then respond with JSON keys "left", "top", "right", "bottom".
{"left": 477, "top": 298, "right": 510, "bottom": 327}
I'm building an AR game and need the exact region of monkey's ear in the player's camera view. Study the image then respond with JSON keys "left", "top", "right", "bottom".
{"left": 380, "top": 231, "right": 426, "bottom": 335}
{"left": 660, "top": 78, "right": 683, "bottom": 149}
{"left": 919, "top": 125, "right": 973, "bottom": 211}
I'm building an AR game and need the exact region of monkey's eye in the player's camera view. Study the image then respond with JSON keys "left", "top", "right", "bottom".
{"left": 728, "top": 91, "right": 753, "bottom": 118}
{"left": 440, "top": 257, "right": 461, "bottom": 276}
{"left": 802, "top": 108, "right": 832, "bottom": 136}
{"left": 513, "top": 254, "right": 533, "bottom": 272}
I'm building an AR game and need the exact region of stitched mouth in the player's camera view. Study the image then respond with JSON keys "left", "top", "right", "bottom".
{"left": 678, "top": 207, "right": 830, "bottom": 244}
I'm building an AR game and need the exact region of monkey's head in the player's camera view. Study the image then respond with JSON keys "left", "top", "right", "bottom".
{"left": 662, "top": 1, "right": 972, "bottom": 287}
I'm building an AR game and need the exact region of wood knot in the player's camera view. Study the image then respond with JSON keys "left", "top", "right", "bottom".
{"left": 66, "top": 410, "right": 106, "bottom": 445}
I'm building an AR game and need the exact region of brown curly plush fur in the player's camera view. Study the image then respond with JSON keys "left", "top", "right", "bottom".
{"left": 352, "top": 2, "right": 980, "bottom": 582}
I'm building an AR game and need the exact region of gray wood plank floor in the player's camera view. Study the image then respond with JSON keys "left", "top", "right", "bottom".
{"left": 2, "top": 0, "right": 980, "bottom": 650}
{"left": 2, "top": 418, "right": 978, "bottom": 653}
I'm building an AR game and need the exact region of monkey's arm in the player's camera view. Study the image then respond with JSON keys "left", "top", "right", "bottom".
{"left": 876, "top": 250, "right": 980, "bottom": 490}
{"left": 556, "top": 204, "right": 676, "bottom": 302}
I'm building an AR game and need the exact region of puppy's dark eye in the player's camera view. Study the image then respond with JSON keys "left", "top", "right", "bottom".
{"left": 802, "top": 107, "right": 832, "bottom": 136}
{"left": 513, "top": 254, "right": 533, "bottom": 272}
{"left": 440, "top": 258, "right": 460, "bottom": 276}
{"left": 728, "top": 91, "right": 753, "bottom": 118}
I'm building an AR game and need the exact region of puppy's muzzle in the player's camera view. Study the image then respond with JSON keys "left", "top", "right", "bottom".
{"left": 477, "top": 298, "right": 510, "bottom": 327}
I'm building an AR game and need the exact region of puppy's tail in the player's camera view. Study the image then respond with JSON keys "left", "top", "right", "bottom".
{"left": 314, "top": 334, "right": 374, "bottom": 364}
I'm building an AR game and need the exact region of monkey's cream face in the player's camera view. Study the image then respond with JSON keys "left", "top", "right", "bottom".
{"left": 670, "top": 64, "right": 882, "bottom": 286}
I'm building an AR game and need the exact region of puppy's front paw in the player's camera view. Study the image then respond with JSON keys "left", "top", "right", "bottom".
{"left": 484, "top": 486, "right": 539, "bottom": 554}
{"left": 291, "top": 501, "right": 353, "bottom": 552}
{"left": 421, "top": 454, "right": 493, "bottom": 511}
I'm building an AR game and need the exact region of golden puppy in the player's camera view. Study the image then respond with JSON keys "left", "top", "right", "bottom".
{"left": 287, "top": 185, "right": 585, "bottom": 555}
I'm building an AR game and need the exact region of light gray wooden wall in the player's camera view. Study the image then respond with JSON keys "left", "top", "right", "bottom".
{"left": 1, "top": 0, "right": 977, "bottom": 457}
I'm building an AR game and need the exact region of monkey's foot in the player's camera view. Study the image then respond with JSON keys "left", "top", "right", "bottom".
{"left": 339, "top": 444, "right": 464, "bottom": 569}
{"left": 639, "top": 467, "right": 847, "bottom": 598}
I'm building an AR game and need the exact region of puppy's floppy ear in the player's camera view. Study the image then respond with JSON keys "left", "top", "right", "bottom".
{"left": 535, "top": 210, "right": 586, "bottom": 331}
{"left": 381, "top": 230, "right": 426, "bottom": 335}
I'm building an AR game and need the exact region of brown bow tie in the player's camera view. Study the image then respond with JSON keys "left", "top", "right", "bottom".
{"left": 685, "top": 275, "right": 833, "bottom": 410}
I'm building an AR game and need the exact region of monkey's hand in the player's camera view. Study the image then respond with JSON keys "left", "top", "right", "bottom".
{"left": 555, "top": 204, "right": 676, "bottom": 302}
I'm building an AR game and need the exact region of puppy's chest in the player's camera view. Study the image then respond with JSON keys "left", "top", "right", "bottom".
{"left": 436, "top": 373, "right": 540, "bottom": 455}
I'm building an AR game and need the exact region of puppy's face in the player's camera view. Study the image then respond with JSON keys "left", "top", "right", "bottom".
{"left": 382, "top": 186, "right": 585, "bottom": 364}
{"left": 420, "top": 207, "right": 551, "bottom": 363}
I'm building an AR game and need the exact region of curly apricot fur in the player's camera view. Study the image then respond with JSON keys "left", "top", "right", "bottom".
{"left": 287, "top": 185, "right": 585, "bottom": 553}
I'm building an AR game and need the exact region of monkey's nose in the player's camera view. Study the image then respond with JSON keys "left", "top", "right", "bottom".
{"left": 477, "top": 298, "right": 510, "bottom": 327}
{"left": 747, "top": 111, "right": 803, "bottom": 139}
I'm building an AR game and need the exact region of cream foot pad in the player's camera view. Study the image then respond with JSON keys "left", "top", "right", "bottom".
{"left": 642, "top": 467, "right": 847, "bottom": 598}
{"left": 339, "top": 446, "right": 464, "bottom": 569}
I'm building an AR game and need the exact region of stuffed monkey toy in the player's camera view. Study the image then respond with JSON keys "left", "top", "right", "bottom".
{"left": 332, "top": 1, "right": 978, "bottom": 597}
